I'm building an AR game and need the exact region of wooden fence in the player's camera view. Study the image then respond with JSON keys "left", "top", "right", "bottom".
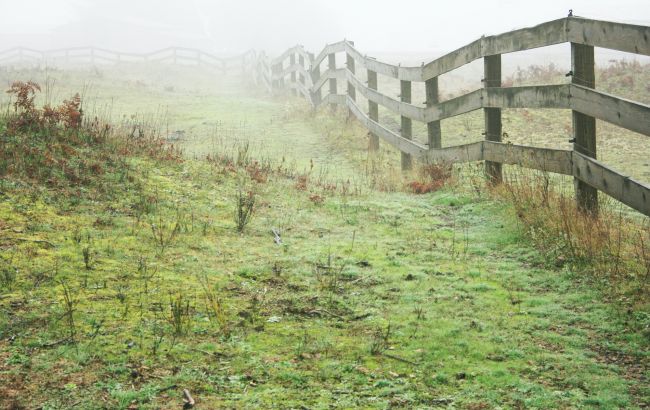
{"left": 0, "top": 46, "right": 256, "bottom": 75}
{"left": 250, "top": 16, "right": 650, "bottom": 217}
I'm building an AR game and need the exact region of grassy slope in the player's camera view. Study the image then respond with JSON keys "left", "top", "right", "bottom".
{"left": 0, "top": 65, "right": 648, "bottom": 409}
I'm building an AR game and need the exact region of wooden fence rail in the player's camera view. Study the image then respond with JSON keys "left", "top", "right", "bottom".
{"left": 252, "top": 15, "right": 650, "bottom": 216}
{"left": 0, "top": 46, "right": 256, "bottom": 75}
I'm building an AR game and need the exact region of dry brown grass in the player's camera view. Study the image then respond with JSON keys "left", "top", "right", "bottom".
{"left": 494, "top": 169, "right": 649, "bottom": 307}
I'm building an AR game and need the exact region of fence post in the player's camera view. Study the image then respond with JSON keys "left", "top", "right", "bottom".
{"left": 367, "top": 69, "right": 379, "bottom": 150}
{"left": 425, "top": 78, "right": 441, "bottom": 149}
{"left": 400, "top": 80, "right": 412, "bottom": 170}
{"left": 483, "top": 54, "right": 502, "bottom": 184}
{"left": 571, "top": 43, "right": 598, "bottom": 215}
{"left": 328, "top": 53, "right": 337, "bottom": 111}
{"left": 311, "top": 59, "right": 322, "bottom": 107}
{"left": 290, "top": 53, "right": 297, "bottom": 96}
{"left": 298, "top": 53, "right": 305, "bottom": 87}
{"left": 346, "top": 46, "right": 356, "bottom": 117}
{"left": 271, "top": 63, "right": 279, "bottom": 90}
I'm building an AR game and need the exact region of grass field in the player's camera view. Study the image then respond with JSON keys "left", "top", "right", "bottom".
{"left": 0, "top": 63, "right": 648, "bottom": 409}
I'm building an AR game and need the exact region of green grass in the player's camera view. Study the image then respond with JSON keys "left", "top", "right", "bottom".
{"left": 0, "top": 63, "right": 648, "bottom": 409}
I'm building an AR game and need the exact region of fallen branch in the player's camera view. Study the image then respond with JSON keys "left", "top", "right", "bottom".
{"left": 182, "top": 389, "right": 195, "bottom": 408}
{"left": 308, "top": 308, "right": 345, "bottom": 320}
{"left": 40, "top": 338, "right": 71, "bottom": 348}
{"left": 382, "top": 352, "right": 418, "bottom": 366}
{"left": 271, "top": 228, "right": 282, "bottom": 245}
{"left": 157, "top": 384, "right": 177, "bottom": 393}
{"left": 15, "top": 237, "right": 55, "bottom": 248}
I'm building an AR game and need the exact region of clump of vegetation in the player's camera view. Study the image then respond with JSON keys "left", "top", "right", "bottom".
{"left": 405, "top": 163, "right": 452, "bottom": 194}
{"left": 496, "top": 170, "right": 650, "bottom": 306}
{"left": 0, "top": 81, "right": 181, "bottom": 193}
{"left": 234, "top": 187, "right": 256, "bottom": 232}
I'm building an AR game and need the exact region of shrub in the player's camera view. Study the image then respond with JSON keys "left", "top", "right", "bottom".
{"left": 0, "top": 81, "right": 182, "bottom": 191}
{"left": 406, "top": 164, "right": 452, "bottom": 194}
{"left": 234, "top": 188, "right": 256, "bottom": 232}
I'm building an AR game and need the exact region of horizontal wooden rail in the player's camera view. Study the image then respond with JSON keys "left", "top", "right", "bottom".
{"left": 573, "top": 152, "right": 650, "bottom": 215}
{"left": 0, "top": 46, "right": 254, "bottom": 73}
{"left": 346, "top": 96, "right": 428, "bottom": 156}
{"left": 312, "top": 42, "right": 347, "bottom": 68}
{"left": 336, "top": 18, "right": 650, "bottom": 82}
{"left": 312, "top": 68, "right": 346, "bottom": 92}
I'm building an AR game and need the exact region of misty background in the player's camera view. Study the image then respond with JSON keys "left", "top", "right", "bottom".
{"left": 2, "top": 0, "right": 649, "bottom": 56}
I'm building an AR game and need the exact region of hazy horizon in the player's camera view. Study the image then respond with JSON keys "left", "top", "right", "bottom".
{"left": 1, "top": 0, "right": 649, "bottom": 57}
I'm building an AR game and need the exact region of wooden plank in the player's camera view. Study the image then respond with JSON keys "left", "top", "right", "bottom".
{"left": 423, "top": 142, "right": 484, "bottom": 164}
{"left": 367, "top": 69, "right": 380, "bottom": 150}
{"left": 311, "top": 62, "right": 322, "bottom": 106}
{"left": 311, "top": 68, "right": 345, "bottom": 92}
{"left": 483, "top": 142, "right": 573, "bottom": 175}
{"left": 347, "top": 69, "right": 486, "bottom": 123}
{"left": 312, "top": 42, "right": 346, "bottom": 68}
{"left": 425, "top": 77, "right": 441, "bottom": 148}
{"left": 346, "top": 71, "right": 424, "bottom": 121}
{"left": 326, "top": 93, "right": 347, "bottom": 106}
{"left": 569, "top": 84, "right": 650, "bottom": 137}
{"left": 401, "top": 80, "right": 413, "bottom": 170}
{"left": 424, "top": 90, "right": 484, "bottom": 122}
{"left": 568, "top": 17, "right": 650, "bottom": 56}
{"left": 484, "top": 84, "right": 571, "bottom": 109}
{"left": 422, "top": 19, "right": 568, "bottom": 80}
{"left": 347, "top": 97, "right": 427, "bottom": 156}
{"left": 572, "top": 42, "right": 598, "bottom": 214}
{"left": 328, "top": 53, "right": 337, "bottom": 110}
{"left": 290, "top": 53, "right": 297, "bottom": 96}
{"left": 484, "top": 54, "right": 502, "bottom": 183}
{"left": 344, "top": 42, "right": 423, "bottom": 81}
{"left": 346, "top": 52, "right": 356, "bottom": 102}
{"left": 573, "top": 152, "right": 650, "bottom": 216}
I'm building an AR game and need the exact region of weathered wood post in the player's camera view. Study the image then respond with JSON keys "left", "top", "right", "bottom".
{"left": 400, "top": 80, "right": 413, "bottom": 170}
{"left": 311, "top": 59, "right": 322, "bottom": 107}
{"left": 367, "top": 69, "right": 379, "bottom": 150}
{"left": 271, "top": 62, "right": 280, "bottom": 91}
{"left": 425, "top": 77, "right": 441, "bottom": 149}
{"left": 298, "top": 53, "right": 305, "bottom": 87}
{"left": 328, "top": 52, "right": 337, "bottom": 111}
{"left": 290, "top": 53, "right": 297, "bottom": 96}
{"left": 483, "top": 54, "right": 502, "bottom": 184}
{"left": 571, "top": 43, "right": 598, "bottom": 215}
{"left": 345, "top": 45, "right": 356, "bottom": 117}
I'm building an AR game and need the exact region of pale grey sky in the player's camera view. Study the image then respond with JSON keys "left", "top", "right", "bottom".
{"left": 0, "top": 0, "right": 648, "bottom": 54}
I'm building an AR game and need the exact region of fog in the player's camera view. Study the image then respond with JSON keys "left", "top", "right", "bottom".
{"left": 1, "top": 0, "right": 649, "bottom": 57}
